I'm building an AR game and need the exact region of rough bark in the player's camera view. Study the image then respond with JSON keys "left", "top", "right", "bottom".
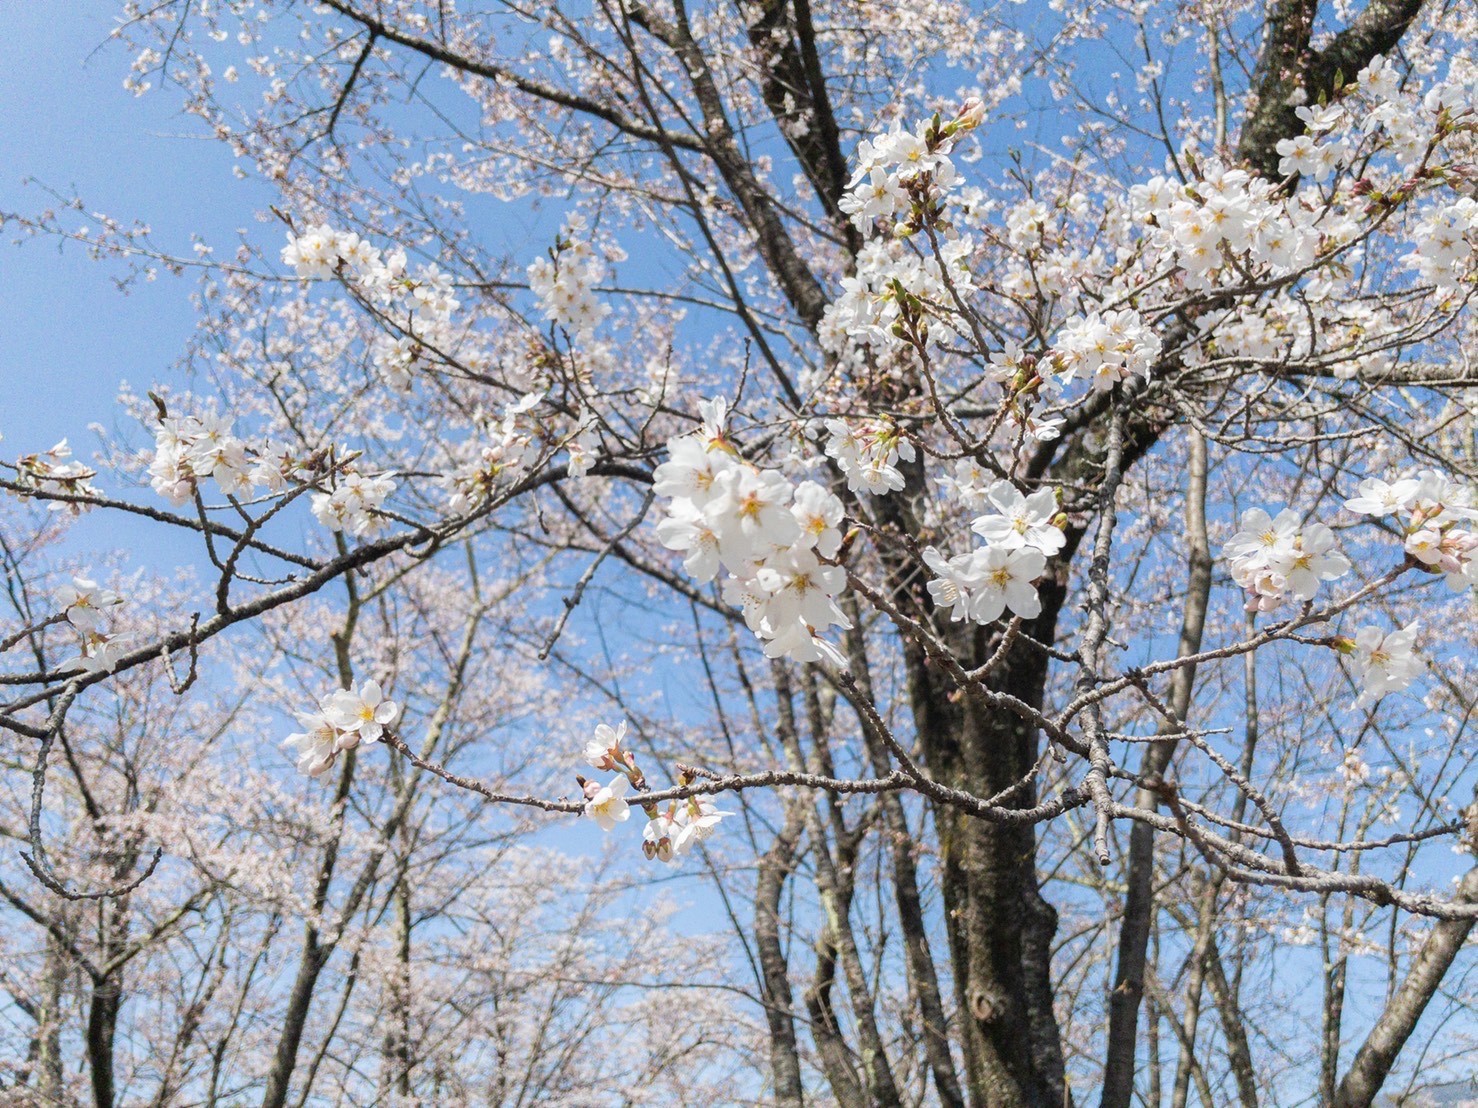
{"left": 1239, "top": 0, "right": 1430, "bottom": 177}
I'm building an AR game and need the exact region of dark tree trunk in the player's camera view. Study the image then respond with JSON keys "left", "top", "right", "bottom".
{"left": 87, "top": 978, "right": 120, "bottom": 1108}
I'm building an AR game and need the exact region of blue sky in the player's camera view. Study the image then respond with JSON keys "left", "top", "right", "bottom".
{"left": 0, "top": 1, "right": 265, "bottom": 452}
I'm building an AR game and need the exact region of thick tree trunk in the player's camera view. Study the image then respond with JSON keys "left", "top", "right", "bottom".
{"left": 909, "top": 588, "right": 1073, "bottom": 1108}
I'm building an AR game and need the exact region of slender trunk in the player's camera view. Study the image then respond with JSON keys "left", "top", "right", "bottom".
{"left": 1169, "top": 879, "right": 1218, "bottom": 1108}
{"left": 776, "top": 663, "right": 869, "bottom": 1107}
{"left": 1201, "top": 936, "right": 1257, "bottom": 1108}
{"left": 382, "top": 873, "right": 413, "bottom": 1099}
{"left": 86, "top": 977, "right": 120, "bottom": 1108}
{"left": 261, "top": 936, "right": 330, "bottom": 1108}
{"left": 755, "top": 806, "right": 808, "bottom": 1108}
{"left": 261, "top": 748, "right": 357, "bottom": 1108}
{"left": 1102, "top": 433, "right": 1211, "bottom": 1108}
{"left": 36, "top": 930, "right": 67, "bottom": 1100}
{"left": 1333, "top": 866, "right": 1478, "bottom": 1107}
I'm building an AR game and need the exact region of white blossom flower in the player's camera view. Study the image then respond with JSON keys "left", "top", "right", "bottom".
{"left": 965, "top": 545, "right": 1046, "bottom": 624}
{"left": 63, "top": 630, "right": 129, "bottom": 675}
{"left": 56, "top": 577, "right": 121, "bottom": 633}
{"left": 584, "top": 776, "right": 631, "bottom": 831}
{"left": 655, "top": 498, "right": 723, "bottom": 583}
{"left": 1272, "top": 521, "right": 1351, "bottom": 602}
{"left": 706, "top": 465, "right": 800, "bottom": 566}
{"left": 652, "top": 435, "right": 738, "bottom": 508}
{"left": 323, "top": 680, "right": 400, "bottom": 746}
{"left": 1345, "top": 477, "right": 1420, "bottom": 517}
{"left": 671, "top": 797, "right": 728, "bottom": 855}
{"left": 922, "top": 546, "right": 976, "bottom": 622}
{"left": 1224, "top": 507, "right": 1348, "bottom": 609}
{"left": 971, "top": 481, "right": 1065, "bottom": 555}
{"left": 1349, "top": 622, "right": 1422, "bottom": 708}
{"left": 282, "top": 711, "right": 340, "bottom": 778}
{"left": 584, "top": 720, "right": 628, "bottom": 770}
{"left": 790, "top": 481, "right": 845, "bottom": 558}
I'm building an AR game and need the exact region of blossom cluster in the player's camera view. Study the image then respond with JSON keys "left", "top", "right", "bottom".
{"left": 580, "top": 721, "right": 728, "bottom": 864}
{"left": 825, "top": 106, "right": 984, "bottom": 358}
{"left": 1222, "top": 508, "right": 1352, "bottom": 612}
{"left": 11, "top": 439, "right": 100, "bottom": 511}
{"left": 822, "top": 235, "right": 976, "bottom": 355}
{"left": 1124, "top": 163, "right": 1320, "bottom": 289}
{"left": 921, "top": 479, "right": 1063, "bottom": 625}
{"left": 56, "top": 576, "right": 129, "bottom": 674}
{"left": 282, "top": 680, "right": 400, "bottom": 778}
{"left": 823, "top": 417, "right": 916, "bottom": 495}
{"left": 147, "top": 407, "right": 397, "bottom": 539}
{"left": 1051, "top": 309, "right": 1163, "bottom": 391}
{"left": 437, "top": 392, "right": 547, "bottom": 513}
{"left": 1343, "top": 622, "right": 1423, "bottom": 709}
{"left": 1345, "top": 472, "right": 1478, "bottom": 590}
{"left": 282, "top": 222, "right": 461, "bottom": 331}
{"left": 838, "top": 102, "right": 979, "bottom": 233}
{"left": 654, "top": 399, "right": 850, "bottom": 665}
{"left": 1275, "top": 103, "right": 1353, "bottom": 181}
{"left": 310, "top": 467, "right": 396, "bottom": 537}
{"left": 150, "top": 412, "right": 288, "bottom": 503}
{"left": 527, "top": 215, "right": 611, "bottom": 340}
{"left": 1404, "top": 199, "right": 1478, "bottom": 289}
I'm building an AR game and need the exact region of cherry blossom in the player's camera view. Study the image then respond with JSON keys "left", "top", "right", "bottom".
{"left": 1223, "top": 507, "right": 1351, "bottom": 611}
{"left": 584, "top": 720, "right": 628, "bottom": 771}
{"left": 56, "top": 577, "right": 122, "bottom": 633}
{"left": 583, "top": 776, "right": 631, "bottom": 831}
{"left": 1346, "top": 622, "right": 1423, "bottom": 708}
{"left": 323, "top": 680, "right": 400, "bottom": 746}
{"left": 281, "top": 711, "right": 341, "bottom": 778}
{"left": 965, "top": 545, "right": 1047, "bottom": 624}
{"left": 971, "top": 480, "right": 1065, "bottom": 556}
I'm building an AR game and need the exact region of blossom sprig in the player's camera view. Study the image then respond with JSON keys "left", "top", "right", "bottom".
{"left": 53, "top": 576, "right": 129, "bottom": 675}
{"left": 310, "top": 465, "right": 397, "bottom": 538}
{"left": 1345, "top": 471, "right": 1478, "bottom": 590}
{"left": 921, "top": 479, "right": 1063, "bottom": 626}
{"left": 1050, "top": 309, "right": 1163, "bottom": 392}
{"left": 282, "top": 680, "right": 400, "bottom": 778}
{"left": 838, "top": 100, "right": 979, "bottom": 236}
{"left": 150, "top": 410, "right": 275, "bottom": 504}
{"left": 641, "top": 793, "right": 729, "bottom": 866}
{"left": 580, "top": 719, "right": 645, "bottom": 831}
{"left": 10, "top": 439, "right": 100, "bottom": 512}
{"left": 578, "top": 723, "right": 729, "bottom": 863}
{"left": 654, "top": 400, "right": 851, "bottom": 665}
{"left": 281, "top": 221, "right": 458, "bottom": 326}
{"left": 437, "top": 392, "right": 550, "bottom": 514}
{"left": 1222, "top": 507, "right": 1353, "bottom": 612}
{"left": 527, "top": 214, "right": 612, "bottom": 340}
{"left": 1335, "top": 622, "right": 1423, "bottom": 708}
{"left": 823, "top": 416, "right": 917, "bottom": 495}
